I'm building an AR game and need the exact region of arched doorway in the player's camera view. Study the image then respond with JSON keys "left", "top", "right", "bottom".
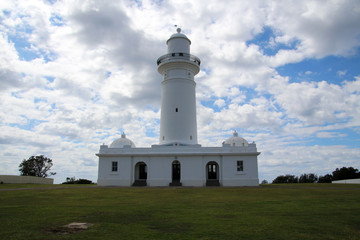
{"left": 206, "top": 161, "right": 220, "bottom": 186}
{"left": 133, "top": 162, "right": 147, "bottom": 186}
{"left": 170, "top": 160, "right": 182, "bottom": 186}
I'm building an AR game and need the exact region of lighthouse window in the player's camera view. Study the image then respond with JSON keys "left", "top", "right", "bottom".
{"left": 175, "top": 108, "right": 178, "bottom": 112}
{"left": 112, "top": 161, "right": 118, "bottom": 172}
{"left": 162, "top": 136, "right": 165, "bottom": 140}
{"left": 190, "top": 136, "right": 192, "bottom": 140}
{"left": 237, "top": 161, "right": 244, "bottom": 172}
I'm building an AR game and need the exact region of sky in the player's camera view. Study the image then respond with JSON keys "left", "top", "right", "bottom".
{"left": 0, "top": 0, "right": 359, "bottom": 184}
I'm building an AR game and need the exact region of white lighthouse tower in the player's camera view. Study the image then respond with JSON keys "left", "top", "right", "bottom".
{"left": 157, "top": 28, "right": 201, "bottom": 145}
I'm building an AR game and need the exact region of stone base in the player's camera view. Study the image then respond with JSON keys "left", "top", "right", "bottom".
{"left": 206, "top": 180, "right": 220, "bottom": 186}
{"left": 132, "top": 180, "right": 147, "bottom": 186}
{"left": 169, "top": 181, "right": 182, "bottom": 186}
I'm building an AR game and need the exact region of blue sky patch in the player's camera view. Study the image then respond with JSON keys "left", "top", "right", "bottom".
{"left": 9, "top": 118, "right": 47, "bottom": 131}
{"left": 10, "top": 35, "right": 39, "bottom": 61}
{"left": 34, "top": 97, "right": 47, "bottom": 103}
{"left": 313, "top": 128, "right": 359, "bottom": 148}
{"left": 49, "top": 14, "right": 64, "bottom": 26}
{"left": 247, "top": 26, "right": 300, "bottom": 56}
{"left": 276, "top": 51, "right": 360, "bottom": 84}
{"left": 45, "top": 76, "right": 55, "bottom": 83}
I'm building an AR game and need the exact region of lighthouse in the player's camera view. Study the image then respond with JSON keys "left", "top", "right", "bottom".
{"left": 97, "top": 28, "right": 260, "bottom": 187}
{"left": 157, "top": 28, "right": 201, "bottom": 145}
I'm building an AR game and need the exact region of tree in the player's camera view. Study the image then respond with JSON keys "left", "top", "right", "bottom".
{"left": 318, "top": 174, "right": 333, "bottom": 183}
{"left": 332, "top": 167, "right": 360, "bottom": 181}
{"left": 299, "top": 173, "right": 318, "bottom": 183}
{"left": 272, "top": 174, "right": 299, "bottom": 184}
{"left": 19, "top": 155, "right": 56, "bottom": 178}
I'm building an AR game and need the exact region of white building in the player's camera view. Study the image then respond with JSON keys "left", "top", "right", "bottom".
{"left": 97, "top": 29, "right": 260, "bottom": 187}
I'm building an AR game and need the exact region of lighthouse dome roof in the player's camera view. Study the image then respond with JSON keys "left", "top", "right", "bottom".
{"left": 167, "top": 28, "right": 191, "bottom": 44}
{"left": 109, "top": 133, "right": 136, "bottom": 148}
{"left": 224, "top": 131, "right": 249, "bottom": 147}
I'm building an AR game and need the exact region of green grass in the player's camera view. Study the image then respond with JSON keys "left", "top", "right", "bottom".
{"left": 0, "top": 184, "right": 359, "bottom": 240}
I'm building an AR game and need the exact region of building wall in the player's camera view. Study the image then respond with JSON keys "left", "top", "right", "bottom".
{"left": 221, "top": 156, "right": 259, "bottom": 186}
{"left": 97, "top": 156, "right": 132, "bottom": 186}
{"left": 146, "top": 156, "right": 170, "bottom": 186}
{"left": 0, "top": 175, "right": 54, "bottom": 184}
{"left": 179, "top": 156, "right": 204, "bottom": 186}
{"left": 97, "top": 149, "right": 259, "bottom": 187}
{"left": 332, "top": 179, "right": 360, "bottom": 184}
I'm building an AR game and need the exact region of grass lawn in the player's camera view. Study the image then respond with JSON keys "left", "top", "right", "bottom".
{"left": 0, "top": 184, "right": 359, "bottom": 240}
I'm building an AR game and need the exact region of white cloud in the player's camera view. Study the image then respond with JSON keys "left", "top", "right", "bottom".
{"left": 337, "top": 70, "right": 347, "bottom": 77}
{"left": 258, "top": 77, "right": 360, "bottom": 126}
{"left": 214, "top": 99, "right": 226, "bottom": 108}
{"left": 316, "top": 131, "right": 347, "bottom": 138}
{"left": 266, "top": 0, "right": 360, "bottom": 58}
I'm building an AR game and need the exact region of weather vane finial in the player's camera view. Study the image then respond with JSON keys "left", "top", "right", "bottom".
{"left": 174, "top": 24, "right": 181, "bottom": 33}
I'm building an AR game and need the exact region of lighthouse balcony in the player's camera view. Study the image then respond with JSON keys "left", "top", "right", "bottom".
{"left": 157, "top": 53, "right": 201, "bottom": 66}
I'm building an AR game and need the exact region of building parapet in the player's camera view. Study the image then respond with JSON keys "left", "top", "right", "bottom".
{"left": 97, "top": 144, "right": 259, "bottom": 156}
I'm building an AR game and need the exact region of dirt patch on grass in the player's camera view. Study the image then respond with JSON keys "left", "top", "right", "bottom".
{"left": 47, "top": 222, "right": 93, "bottom": 235}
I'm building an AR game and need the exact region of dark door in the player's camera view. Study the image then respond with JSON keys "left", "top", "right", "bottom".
{"left": 172, "top": 162, "right": 180, "bottom": 182}
{"left": 139, "top": 164, "right": 147, "bottom": 180}
{"left": 208, "top": 163, "right": 217, "bottom": 180}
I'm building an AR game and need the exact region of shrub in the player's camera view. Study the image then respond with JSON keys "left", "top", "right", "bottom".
{"left": 62, "top": 177, "right": 94, "bottom": 184}
{"left": 76, "top": 179, "right": 93, "bottom": 184}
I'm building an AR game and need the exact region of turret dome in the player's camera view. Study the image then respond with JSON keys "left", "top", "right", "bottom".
{"left": 109, "top": 133, "right": 136, "bottom": 148}
{"left": 224, "top": 131, "right": 249, "bottom": 147}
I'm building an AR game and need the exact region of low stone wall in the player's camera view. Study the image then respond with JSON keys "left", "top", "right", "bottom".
{"left": 332, "top": 178, "right": 360, "bottom": 184}
{"left": 0, "top": 175, "right": 54, "bottom": 184}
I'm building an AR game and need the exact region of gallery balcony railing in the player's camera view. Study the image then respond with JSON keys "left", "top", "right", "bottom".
{"left": 157, "top": 52, "right": 201, "bottom": 66}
